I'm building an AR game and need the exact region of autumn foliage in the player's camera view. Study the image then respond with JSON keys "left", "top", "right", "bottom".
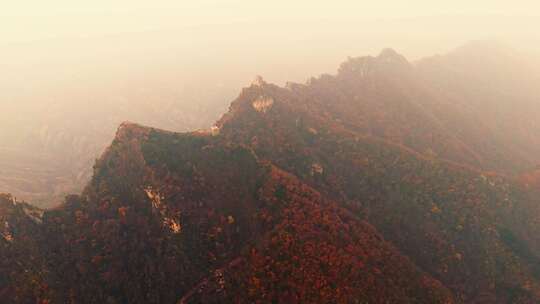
{"left": 3, "top": 46, "right": 540, "bottom": 303}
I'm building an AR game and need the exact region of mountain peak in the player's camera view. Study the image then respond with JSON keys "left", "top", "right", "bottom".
{"left": 338, "top": 49, "right": 410, "bottom": 79}
{"left": 378, "top": 48, "right": 409, "bottom": 64}
{"left": 0, "top": 193, "right": 15, "bottom": 210}
{"left": 251, "top": 75, "right": 267, "bottom": 87}
{"left": 114, "top": 121, "right": 152, "bottom": 142}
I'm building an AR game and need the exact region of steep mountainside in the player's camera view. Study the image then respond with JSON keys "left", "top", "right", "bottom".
{"left": 0, "top": 194, "right": 49, "bottom": 303}
{"left": 34, "top": 124, "right": 455, "bottom": 303}
{"left": 260, "top": 44, "right": 540, "bottom": 174}
{"left": 0, "top": 84, "right": 230, "bottom": 208}
{"left": 2, "top": 44, "right": 540, "bottom": 303}
{"left": 215, "top": 77, "right": 540, "bottom": 303}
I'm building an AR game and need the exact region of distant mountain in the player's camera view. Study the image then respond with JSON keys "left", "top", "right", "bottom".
{"left": 2, "top": 43, "right": 540, "bottom": 303}
{"left": 416, "top": 41, "right": 540, "bottom": 173}
{"left": 268, "top": 42, "right": 540, "bottom": 174}
{"left": 0, "top": 86, "right": 231, "bottom": 207}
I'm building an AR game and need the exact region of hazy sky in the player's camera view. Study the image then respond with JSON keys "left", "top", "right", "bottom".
{"left": 2, "top": 1, "right": 540, "bottom": 44}
{"left": 1, "top": 1, "right": 540, "bottom": 93}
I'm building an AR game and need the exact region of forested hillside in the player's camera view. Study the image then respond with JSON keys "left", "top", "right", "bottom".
{"left": 2, "top": 44, "right": 540, "bottom": 303}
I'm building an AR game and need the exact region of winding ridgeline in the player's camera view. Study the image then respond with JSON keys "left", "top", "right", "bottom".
{"left": 3, "top": 43, "right": 540, "bottom": 303}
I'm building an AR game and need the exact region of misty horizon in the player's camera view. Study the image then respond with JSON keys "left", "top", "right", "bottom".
{"left": 2, "top": 2, "right": 540, "bottom": 303}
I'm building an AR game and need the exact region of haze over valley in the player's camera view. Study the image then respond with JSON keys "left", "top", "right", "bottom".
{"left": 2, "top": 1, "right": 540, "bottom": 303}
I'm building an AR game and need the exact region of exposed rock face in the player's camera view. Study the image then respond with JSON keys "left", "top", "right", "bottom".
{"left": 310, "top": 162, "right": 324, "bottom": 175}
{"left": 1, "top": 221, "right": 14, "bottom": 242}
{"left": 210, "top": 125, "right": 220, "bottom": 136}
{"left": 251, "top": 96, "right": 274, "bottom": 113}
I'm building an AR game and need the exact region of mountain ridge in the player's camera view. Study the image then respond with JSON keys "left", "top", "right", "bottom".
{"left": 3, "top": 43, "right": 540, "bottom": 303}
